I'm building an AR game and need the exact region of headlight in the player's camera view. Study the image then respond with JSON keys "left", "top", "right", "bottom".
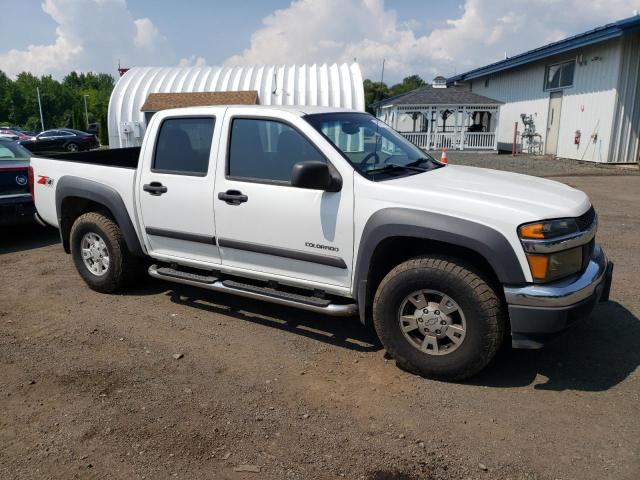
{"left": 519, "top": 218, "right": 579, "bottom": 240}
{"left": 519, "top": 218, "right": 585, "bottom": 283}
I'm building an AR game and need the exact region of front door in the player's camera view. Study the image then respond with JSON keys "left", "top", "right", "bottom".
{"left": 137, "top": 112, "right": 223, "bottom": 266}
{"left": 213, "top": 109, "right": 354, "bottom": 289}
{"left": 545, "top": 91, "right": 563, "bottom": 155}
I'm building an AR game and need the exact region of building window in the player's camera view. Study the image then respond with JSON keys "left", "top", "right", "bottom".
{"left": 544, "top": 60, "right": 575, "bottom": 90}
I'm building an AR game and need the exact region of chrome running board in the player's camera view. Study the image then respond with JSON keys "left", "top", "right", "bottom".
{"left": 148, "top": 265, "right": 358, "bottom": 317}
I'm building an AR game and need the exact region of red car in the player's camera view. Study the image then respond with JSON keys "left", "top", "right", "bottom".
{"left": 0, "top": 129, "right": 34, "bottom": 141}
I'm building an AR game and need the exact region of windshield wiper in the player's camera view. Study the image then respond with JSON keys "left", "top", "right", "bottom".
{"left": 364, "top": 163, "right": 428, "bottom": 175}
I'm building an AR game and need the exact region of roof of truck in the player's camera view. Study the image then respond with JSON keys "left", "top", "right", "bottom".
{"left": 166, "top": 104, "right": 366, "bottom": 116}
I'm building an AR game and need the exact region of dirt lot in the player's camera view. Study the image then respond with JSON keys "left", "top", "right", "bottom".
{"left": 1, "top": 155, "right": 639, "bottom": 480}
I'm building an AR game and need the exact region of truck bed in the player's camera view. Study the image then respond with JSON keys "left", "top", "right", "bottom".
{"left": 43, "top": 147, "right": 141, "bottom": 169}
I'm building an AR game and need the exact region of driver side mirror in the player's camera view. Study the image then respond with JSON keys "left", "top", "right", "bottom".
{"left": 291, "top": 161, "right": 342, "bottom": 192}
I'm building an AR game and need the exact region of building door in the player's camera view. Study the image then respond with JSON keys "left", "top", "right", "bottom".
{"left": 545, "top": 91, "right": 563, "bottom": 155}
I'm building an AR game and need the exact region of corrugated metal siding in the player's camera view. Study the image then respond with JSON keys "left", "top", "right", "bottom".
{"left": 610, "top": 33, "right": 640, "bottom": 164}
{"left": 108, "top": 63, "right": 365, "bottom": 148}
{"left": 471, "top": 61, "right": 550, "bottom": 152}
{"left": 470, "top": 39, "right": 623, "bottom": 162}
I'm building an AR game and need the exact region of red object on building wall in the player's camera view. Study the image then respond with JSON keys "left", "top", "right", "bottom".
{"left": 574, "top": 130, "right": 581, "bottom": 145}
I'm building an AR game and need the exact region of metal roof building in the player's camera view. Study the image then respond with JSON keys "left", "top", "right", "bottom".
{"left": 108, "top": 63, "right": 365, "bottom": 148}
{"left": 449, "top": 15, "right": 640, "bottom": 163}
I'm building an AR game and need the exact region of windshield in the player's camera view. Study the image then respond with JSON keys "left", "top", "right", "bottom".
{"left": 0, "top": 140, "right": 31, "bottom": 160}
{"left": 305, "top": 112, "right": 442, "bottom": 180}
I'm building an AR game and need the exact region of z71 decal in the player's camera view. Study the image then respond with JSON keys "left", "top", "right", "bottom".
{"left": 37, "top": 175, "right": 54, "bottom": 187}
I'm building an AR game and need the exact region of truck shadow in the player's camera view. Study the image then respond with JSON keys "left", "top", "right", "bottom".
{"left": 0, "top": 224, "right": 59, "bottom": 254}
{"left": 467, "top": 301, "right": 640, "bottom": 391}
{"left": 165, "top": 285, "right": 382, "bottom": 353}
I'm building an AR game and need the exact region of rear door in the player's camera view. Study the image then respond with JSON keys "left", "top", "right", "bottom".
{"left": 137, "top": 108, "right": 224, "bottom": 266}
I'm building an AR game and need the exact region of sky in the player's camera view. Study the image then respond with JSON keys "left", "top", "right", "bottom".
{"left": 1, "top": 0, "right": 639, "bottom": 83}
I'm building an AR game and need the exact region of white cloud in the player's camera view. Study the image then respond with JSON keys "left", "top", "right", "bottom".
{"left": 178, "top": 55, "right": 207, "bottom": 68}
{"left": 226, "top": 0, "right": 640, "bottom": 82}
{"left": 0, "top": 0, "right": 174, "bottom": 78}
{"left": 133, "top": 18, "right": 164, "bottom": 50}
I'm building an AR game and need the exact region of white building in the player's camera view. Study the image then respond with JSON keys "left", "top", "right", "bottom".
{"left": 448, "top": 15, "right": 640, "bottom": 163}
{"left": 108, "top": 63, "right": 365, "bottom": 148}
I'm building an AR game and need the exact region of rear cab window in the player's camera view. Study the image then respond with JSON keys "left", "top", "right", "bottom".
{"left": 153, "top": 117, "right": 215, "bottom": 176}
{"left": 227, "top": 117, "right": 325, "bottom": 184}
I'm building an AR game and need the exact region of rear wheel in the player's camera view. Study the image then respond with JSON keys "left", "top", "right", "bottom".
{"left": 66, "top": 142, "right": 78, "bottom": 152}
{"left": 373, "top": 256, "right": 505, "bottom": 380}
{"left": 70, "top": 212, "right": 139, "bottom": 293}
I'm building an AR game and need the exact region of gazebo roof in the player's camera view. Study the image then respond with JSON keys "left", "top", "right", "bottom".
{"left": 371, "top": 85, "right": 502, "bottom": 108}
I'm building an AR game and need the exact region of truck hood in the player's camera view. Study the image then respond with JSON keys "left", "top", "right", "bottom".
{"left": 387, "top": 165, "right": 591, "bottom": 221}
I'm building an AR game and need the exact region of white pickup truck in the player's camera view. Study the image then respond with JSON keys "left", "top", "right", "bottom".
{"left": 30, "top": 105, "right": 613, "bottom": 380}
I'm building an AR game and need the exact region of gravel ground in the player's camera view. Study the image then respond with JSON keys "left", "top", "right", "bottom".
{"left": 445, "top": 151, "right": 640, "bottom": 177}
{"left": 1, "top": 159, "right": 639, "bottom": 480}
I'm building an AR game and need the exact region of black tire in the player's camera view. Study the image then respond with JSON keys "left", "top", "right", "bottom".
{"left": 66, "top": 142, "right": 78, "bottom": 152}
{"left": 373, "top": 256, "right": 505, "bottom": 381}
{"left": 70, "top": 212, "right": 139, "bottom": 293}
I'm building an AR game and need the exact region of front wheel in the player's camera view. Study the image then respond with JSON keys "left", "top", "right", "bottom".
{"left": 373, "top": 256, "right": 505, "bottom": 380}
{"left": 70, "top": 212, "right": 139, "bottom": 293}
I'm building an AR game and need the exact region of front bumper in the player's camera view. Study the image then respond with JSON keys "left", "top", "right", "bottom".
{"left": 504, "top": 244, "right": 613, "bottom": 349}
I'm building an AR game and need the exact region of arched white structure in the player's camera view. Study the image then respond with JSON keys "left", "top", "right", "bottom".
{"left": 108, "top": 63, "right": 365, "bottom": 147}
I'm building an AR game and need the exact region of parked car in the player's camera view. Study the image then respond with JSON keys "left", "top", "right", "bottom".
{"left": 0, "top": 137, "right": 35, "bottom": 226}
{"left": 20, "top": 128, "right": 99, "bottom": 154}
{"left": 29, "top": 105, "right": 613, "bottom": 380}
{"left": 0, "top": 128, "right": 35, "bottom": 141}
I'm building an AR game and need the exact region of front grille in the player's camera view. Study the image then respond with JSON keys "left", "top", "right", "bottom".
{"left": 576, "top": 206, "right": 596, "bottom": 231}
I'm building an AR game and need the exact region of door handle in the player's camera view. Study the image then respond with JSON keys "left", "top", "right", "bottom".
{"left": 218, "top": 189, "right": 248, "bottom": 205}
{"left": 143, "top": 182, "right": 168, "bottom": 196}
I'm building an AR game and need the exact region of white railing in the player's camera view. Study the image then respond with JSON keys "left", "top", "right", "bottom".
{"left": 432, "top": 132, "right": 457, "bottom": 149}
{"left": 399, "top": 131, "right": 496, "bottom": 151}
{"left": 464, "top": 132, "right": 496, "bottom": 149}
{"left": 402, "top": 132, "right": 430, "bottom": 149}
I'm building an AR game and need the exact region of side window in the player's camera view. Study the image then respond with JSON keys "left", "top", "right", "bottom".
{"left": 228, "top": 118, "right": 325, "bottom": 183}
{"left": 153, "top": 117, "right": 215, "bottom": 175}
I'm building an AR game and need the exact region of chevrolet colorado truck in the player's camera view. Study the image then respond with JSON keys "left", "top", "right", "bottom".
{"left": 30, "top": 105, "right": 613, "bottom": 380}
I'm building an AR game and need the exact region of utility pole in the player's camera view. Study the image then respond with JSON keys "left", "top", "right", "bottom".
{"left": 36, "top": 87, "right": 45, "bottom": 132}
{"left": 83, "top": 94, "right": 90, "bottom": 130}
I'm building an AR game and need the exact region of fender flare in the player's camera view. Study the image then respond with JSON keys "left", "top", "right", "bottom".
{"left": 354, "top": 208, "right": 526, "bottom": 324}
{"left": 55, "top": 175, "right": 145, "bottom": 257}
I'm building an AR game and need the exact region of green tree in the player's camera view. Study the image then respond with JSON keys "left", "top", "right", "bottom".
{"left": 363, "top": 79, "right": 390, "bottom": 114}
{"left": 0, "top": 69, "right": 115, "bottom": 135}
{"left": 388, "top": 74, "right": 426, "bottom": 97}
{"left": 363, "top": 75, "right": 428, "bottom": 114}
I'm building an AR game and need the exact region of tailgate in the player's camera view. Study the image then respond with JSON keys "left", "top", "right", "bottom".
{"left": 0, "top": 166, "right": 30, "bottom": 197}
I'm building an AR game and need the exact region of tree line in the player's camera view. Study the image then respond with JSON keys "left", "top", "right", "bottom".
{"left": 0, "top": 71, "right": 114, "bottom": 144}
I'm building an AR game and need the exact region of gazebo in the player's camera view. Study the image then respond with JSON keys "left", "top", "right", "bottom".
{"left": 372, "top": 76, "right": 502, "bottom": 150}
